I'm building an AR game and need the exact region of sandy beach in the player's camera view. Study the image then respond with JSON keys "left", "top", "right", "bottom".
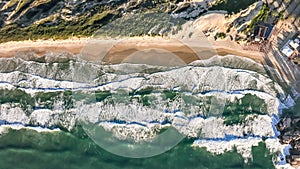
{"left": 0, "top": 37, "right": 265, "bottom": 64}
{"left": 0, "top": 12, "right": 266, "bottom": 64}
{"left": 0, "top": 38, "right": 88, "bottom": 58}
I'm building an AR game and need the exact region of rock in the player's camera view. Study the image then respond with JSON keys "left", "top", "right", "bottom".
{"left": 277, "top": 117, "right": 300, "bottom": 168}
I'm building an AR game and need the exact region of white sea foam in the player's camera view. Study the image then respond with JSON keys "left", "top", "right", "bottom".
{"left": 193, "top": 137, "right": 295, "bottom": 169}
{"left": 193, "top": 137, "right": 261, "bottom": 163}
{"left": 0, "top": 124, "right": 60, "bottom": 136}
{"left": 0, "top": 55, "right": 293, "bottom": 168}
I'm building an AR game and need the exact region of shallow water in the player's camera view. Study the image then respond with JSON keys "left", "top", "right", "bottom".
{"left": 0, "top": 128, "right": 275, "bottom": 169}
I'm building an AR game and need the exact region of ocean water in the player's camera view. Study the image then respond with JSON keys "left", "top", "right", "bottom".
{"left": 0, "top": 128, "right": 274, "bottom": 169}
{"left": 0, "top": 55, "right": 286, "bottom": 169}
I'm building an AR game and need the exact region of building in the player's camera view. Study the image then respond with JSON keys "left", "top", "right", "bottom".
{"left": 253, "top": 22, "right": 274, "bottom": 42}
{"left": 281, "top": 34, "right": 300, "bottom": 58}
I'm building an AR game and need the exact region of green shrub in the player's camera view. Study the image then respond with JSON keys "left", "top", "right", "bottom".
{"left": 216, "top": 32, "right": 226, "bottom": 39}
{"left": 246, "top": 4, "right": 270, "bottom": 32}
{"left": 210, "top": 0, "right": 259, "bottom": 13}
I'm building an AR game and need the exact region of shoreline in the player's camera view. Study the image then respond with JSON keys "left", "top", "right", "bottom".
{"left": 0, "top": 37, "right": 293, "bottom": 168}
{"left": 0, "top": 37, "right": 266, "bottom": 64}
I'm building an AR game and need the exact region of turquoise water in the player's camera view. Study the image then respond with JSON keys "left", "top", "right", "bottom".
{"left": 0, "top": 128, "right": 275, "bottom": 169}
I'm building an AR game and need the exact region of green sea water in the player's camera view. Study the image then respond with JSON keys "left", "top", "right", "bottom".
{"left": 0, "top": 128, "right": 275, "bottom": 169}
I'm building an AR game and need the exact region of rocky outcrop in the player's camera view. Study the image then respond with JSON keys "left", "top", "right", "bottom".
{"left": 277, "top": 117, "right": 300, "bottom": 167}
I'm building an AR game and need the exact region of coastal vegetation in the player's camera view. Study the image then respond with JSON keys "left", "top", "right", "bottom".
{"left": 215, "top": 32, "right": 226, "bottom": 39}
{"left": 292, "top": 57, "right": 300, "bottom": 66}
{"left": 0, "top": 0, "right": 173, "bottom": 43}
{"left": 209, "top": 0, "right": 259, "bottom": 14}
{"left": 0, "top": 0, "right": 297, "bottom": 44}
{"left": 0, "top": 12, "right": 115, "bottom": 43}
{"left": 246, "top": 4, "right": 270, "bottom": 32}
